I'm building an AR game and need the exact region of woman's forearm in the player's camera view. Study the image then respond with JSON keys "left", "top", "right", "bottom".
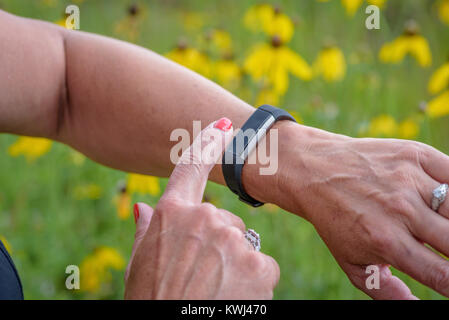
{"left": 0, "top": 10, "right": 296, "bottom": 204}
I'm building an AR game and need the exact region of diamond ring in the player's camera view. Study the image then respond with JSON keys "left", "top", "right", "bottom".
{"left": 244, "top": 229, "right": 261, "bottom": 252}
{"left": 431, "top": 183, "right": 448, "bottom": 212}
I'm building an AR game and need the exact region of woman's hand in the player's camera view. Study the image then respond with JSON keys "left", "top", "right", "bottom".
{"left": 248, "top": 122, "right": 449, "bottom": 299}
{"left": 124, "top": 119, "right": 280, "bottom": 299}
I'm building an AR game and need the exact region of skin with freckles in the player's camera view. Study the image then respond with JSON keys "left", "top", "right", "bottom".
{"left": 2, "top": 10, "right": 449, "bottom": 299}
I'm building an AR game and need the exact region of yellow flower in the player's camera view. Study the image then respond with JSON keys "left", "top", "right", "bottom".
{"left": 341, "top": 0, "right": 364, "bottom": 16}
{"left": 80, "top": 247, "right": 125, "bottom": 293}
{"left": 368, "top": 0, "right": 387, "bottom": 9}
{"left": 244, "top": 40, "right": 312, "bottom": 96}
{"left": 114, "top": 191, "right": 131, "bottom": 220}
{"left": 426, "top": 90, "right": 449, "bottom": 118}
{"left": 72, "top": 184, "right": 103, "bottom": 200}
{"left": 341, "top": 0, "right": 386, "bottom": 16}
{"left": 366, "top": 114, "right": 398, "bottom": 137}
{"left": 0, "top": 236, "right": 12, "bottom": 254}
{"left": 428, "top": 62, "right": 449, "bottom": 95}
{"left": 438, "top": 0, "right": 449, "bottom": 26}
{"left": 379, "top": 23, "right": 432, "bottom": 67}
{"left": 211, "top": 29, "right": 233, "bottom": 54}
{"left": 214, "top": 59, "right": 241, "bottom": 90}
{"left": 256, "top": 89, "right": 281, "bottom": 107}
{"left": 127, "top": 174, "right": 160, "bottom": 196}
{"left": 243, "top": 4, "right": 294, "bottom": 43}
{"left": 166, "top": 45, "right": 212, "bottom": 78}
{"left": 398, "top": 118, "right": 420, "bottom": 140}
{"left": 313, "top": 46, "right": 346, "bottom": 82}
{"left": 8, "top": 136, "right": 52, "bottom": 162}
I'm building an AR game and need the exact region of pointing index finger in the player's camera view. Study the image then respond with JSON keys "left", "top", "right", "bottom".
{"left": 162, "top": 118, "right": 233, "bottom": 204}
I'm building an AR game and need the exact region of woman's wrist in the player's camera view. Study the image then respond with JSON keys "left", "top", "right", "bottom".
{"left": 241, "top": 121, "right": 350, "bottom": 220}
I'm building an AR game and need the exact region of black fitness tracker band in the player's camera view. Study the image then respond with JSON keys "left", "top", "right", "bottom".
{"left": 222, "top": 105, "right": 297, "bottom": 207}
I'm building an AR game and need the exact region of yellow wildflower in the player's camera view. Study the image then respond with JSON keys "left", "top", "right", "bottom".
{"left": 114, "top": 184, "right": 131, "bottom": 220}
{"left": 341, "top": 0, "right": 386, "bottom": 16}
{"left": 55, "top": 18, "right": 75, "bottom": 30}
{"left": 368, "top": 0, "right": 387, "bottom": 9}
{"left": 244, "top": 38, "right": 312, "bottom": 96}
{"left": 428, "top": 62, "right": 449, "bottom": 95}
{"left": 0, "top": 236, "right": 12, "bottom": 254}
{"left": 214, "top": 59, "right": 241, "bottom": 90}
{"left": 211, "top": 29, "right": 233, "bottom": 54}
{"left": 256, "top": 89, "right": 281, "bottom": 107}
{"left": 341, "top": 0, "right": 364, "bottom": 16}
{"left": 127, "top": 174, "right": 160, "bottom": 196}
{"left": 8, "top": 136, "right": 52, "bottom": 162}
{"left": 166, "top": 43, "right": 212, "bottom": 78}
{"left": 438, "top": 0, "right": 449, "bottom": 26}
{"left": 72, "top": 184, "right": 103, "bottom": 200}
{"left": 398, "top": 118, "right": 420, "bottom": 140}
{"left": 426, "top": 90, "right": 449, "bottom": 118}
{"left": 80, "top": 247, "right": 125, "bottom": 293}
{"left": 379, "top": 22, "right": 432, "bottom": 67}
{"left": 243, "top": 4, "right": 294, "bottom": 43}
{"left": 313, "top": 46, "right": 346, "bottom": 82}
{"left": 366, "top": 114, "right": 398, "bottom": 137}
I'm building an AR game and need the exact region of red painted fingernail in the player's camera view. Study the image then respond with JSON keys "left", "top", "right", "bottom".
{"left": 133, "top": 204, "right": 140, "bottom": 224}
{"left": 214, "top": 117, "right": 232, "bottom": 132}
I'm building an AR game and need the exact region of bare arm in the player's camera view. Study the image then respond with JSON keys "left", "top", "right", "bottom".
{"left": 4, "top": 10, "right": 449, "bottom": 300}
{"left": 0, "top": 10, "right": 262, "bottom": 184}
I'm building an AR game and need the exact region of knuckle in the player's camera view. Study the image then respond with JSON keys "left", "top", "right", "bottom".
{"left": 395, "top": 143, "right": 421, "bottom": 164}
{"left": 388, "top": 192, "right": 414, "bottom": 215}
{"left": 429, "top": 263, "right": 449, "bottom": 293}
{"left": 369, "top": 230, "right": 395, "bottom": 255}
{"left": 155, "top": 197, "right": 180, "bottom": 214}
{"left": 217, "top": 226, "right": 243, "bottom": 245}
{"left": 247, "top": 253, "right": 266, "bottom": 272}
{"left": 197, "top": 203, "right": 217, "bottom": 220}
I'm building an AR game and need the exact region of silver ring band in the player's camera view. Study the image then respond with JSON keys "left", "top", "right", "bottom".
{"left": 431, "top": 183, "right": 448, "bottom": 212}
{"left": 244, "top": 229, "right": 261, "bottom": 252}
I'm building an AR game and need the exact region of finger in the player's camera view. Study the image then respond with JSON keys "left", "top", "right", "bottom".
{"left": 217, "top": 208, "right": 246, "bottom": 232}
{"left": 163, "top": 118, "right": 233, "bottom": 204}
{"left": 342, "top": 263, "right": 418, "bottom": 300}
{"left": 250, "top": 252, "right": 280, "bottom": 290}
{"left": 420, "top": 144, "right": 449, "bottom": 189}
{"left": 409, "top": 201, "right": 449, "bottom": 259}
{"left": 389, "top": 234, "right": 449, "bottom": 297}
{"left": 415, "top": 173, "right": 449, "bottom": 219}
{"left": 125, "top": 202, "right": 154, "bottom": 283}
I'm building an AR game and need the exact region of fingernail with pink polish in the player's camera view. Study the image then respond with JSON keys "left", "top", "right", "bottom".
{"left": 133, "top": 203, "right": 140, "bottom": 224}
{"left": 214, "top": 117, "right": 232, "bottom": 132}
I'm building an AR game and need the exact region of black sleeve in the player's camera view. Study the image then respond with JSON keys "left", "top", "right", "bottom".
{"left": 0, "top": 240, "right": 23, "bottom": 300}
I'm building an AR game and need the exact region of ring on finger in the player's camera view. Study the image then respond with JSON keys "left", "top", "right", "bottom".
{"left": 244, "top": 229, "right": 261, "bottom": 252}
{"left": 431, "top": 183, "right": 448, "bottom": 212}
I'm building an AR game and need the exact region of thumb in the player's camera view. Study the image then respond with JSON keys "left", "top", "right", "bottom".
{"left": 125, "top": 202, "right": 154, "bottom": 283}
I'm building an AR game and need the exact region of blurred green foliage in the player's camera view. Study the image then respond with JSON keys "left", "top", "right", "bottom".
{"left": 0, "top": 0, "right": 448, "bottom": 299}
